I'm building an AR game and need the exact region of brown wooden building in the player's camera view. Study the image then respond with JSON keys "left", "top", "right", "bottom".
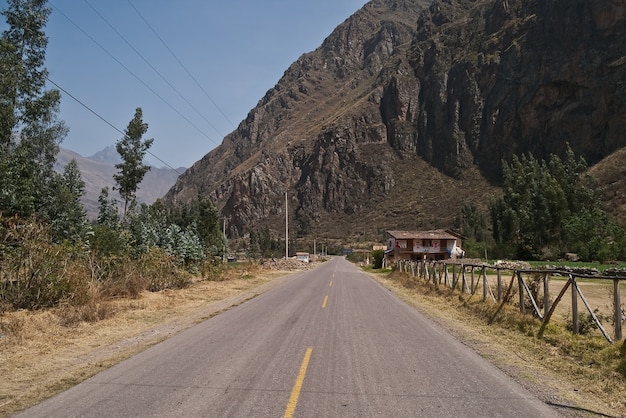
{"left": 384, "top": 230, "right": 465, "bottom": 263}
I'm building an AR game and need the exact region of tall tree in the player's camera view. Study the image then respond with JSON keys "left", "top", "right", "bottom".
{"left": 0, "top": 0, "right": 68, "bottom": 218}
{"left": 113, "top": 107, "right": 153, "bottom": 219}
{"left": 454, "top": 203, "right": 486, "bottom": 241}
{"left": 48, "top": 159, "right": 90, "bottom": 243}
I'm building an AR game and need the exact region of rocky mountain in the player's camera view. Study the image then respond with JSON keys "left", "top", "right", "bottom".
{"left": 88, "top": 145, "right": 121, "bottom": 165}
{"left": 55, "top": 147, "right": 184, "bottom": 219}
{"left": 164, "top": 0, "right": 626, "bottom": 242}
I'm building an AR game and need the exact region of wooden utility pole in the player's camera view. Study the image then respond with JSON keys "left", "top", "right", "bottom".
{"left": 285, "top": 191, "right": 288, "bottom": 260}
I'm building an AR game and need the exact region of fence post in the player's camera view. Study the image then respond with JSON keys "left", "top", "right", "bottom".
{"left": 517, "top": 271, "right": 525, "bottom": 314}
{"left": 471, "top": 266, "right": 476, "bottom": 294}
{"left": 497, "top": 269, "right": 502, "bottom": 302}
{"left": 461, "top": 264, "right": 467, "bottom": 293}
{"left": 571, "top": 275, "right": 579, "bottom": 334}
{"left": 614, "top": 279, "right": 622, "bottom": 341}
{"left": 482, "top": 266, "right": 487, "bottom": 302}
{"left": 543, "top": 273, "right": 550, "bottom": 316}
{"left": 452, "top": 264, "right": 458, "bottom": 289}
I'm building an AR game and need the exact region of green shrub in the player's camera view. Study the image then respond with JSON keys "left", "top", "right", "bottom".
{"left": 372, "top": 250, "right": 385, "bottom": 269}
{"left": 565, "top": 309, "right": 609, "bottom": 335}
{"left": 91, "top": 225, "right": 130, "bottom": 257}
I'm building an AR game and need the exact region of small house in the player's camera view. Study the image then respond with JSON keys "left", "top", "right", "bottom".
{"left": 385, "top": 230, "right": 465, "bottom": 263}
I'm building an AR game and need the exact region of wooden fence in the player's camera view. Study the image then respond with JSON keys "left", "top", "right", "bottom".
{"left": 396, "top": 259, "right": 626, "bottom": 343}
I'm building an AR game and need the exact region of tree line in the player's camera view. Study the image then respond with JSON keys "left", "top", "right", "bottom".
{"left": 455, "top": 146, "right": 626, "bottom": 262}
{"left": 0, "top": 0, "right": 226, "bottom": 311}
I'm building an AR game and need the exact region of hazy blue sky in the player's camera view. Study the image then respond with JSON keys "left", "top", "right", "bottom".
{"left": 1, "top": 0, "right": 369, "bottom": 168}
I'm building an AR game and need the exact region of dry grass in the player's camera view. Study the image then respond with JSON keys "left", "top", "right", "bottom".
{"left": 371, "top": 270, "right": 626, "bottom": 417}
{"left": 0, "top": 265, "right": 291, "bottom": 418}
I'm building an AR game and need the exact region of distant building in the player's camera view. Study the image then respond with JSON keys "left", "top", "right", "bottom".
{"left": 295, "top": 252, "right": 310, "bottom": 263}
{"left": 384, "top": 230, "right": 465, "bottom": 263}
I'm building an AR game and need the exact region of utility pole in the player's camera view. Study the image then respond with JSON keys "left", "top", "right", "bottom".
{"left": 285, "top": 191, "right": 289, "bottom": 260}
{"left": 223, "top": 218, "right": 226, "bottom": 263}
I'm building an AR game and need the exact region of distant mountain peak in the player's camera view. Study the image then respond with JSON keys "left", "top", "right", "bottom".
{"left": 88, "top": 145, "right": 121, "bottom": 165}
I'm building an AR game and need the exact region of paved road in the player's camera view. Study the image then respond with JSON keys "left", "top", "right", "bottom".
{"left": 16, "top": 257, "right": 560, "bottom": 417}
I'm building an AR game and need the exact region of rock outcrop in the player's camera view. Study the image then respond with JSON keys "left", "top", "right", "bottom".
{"left": 165, "top": 0, "right": 626, "bottom": 239}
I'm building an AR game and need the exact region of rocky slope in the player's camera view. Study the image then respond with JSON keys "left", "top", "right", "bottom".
{"left": 164, "top": 0, "right": 626, "bottom": 240}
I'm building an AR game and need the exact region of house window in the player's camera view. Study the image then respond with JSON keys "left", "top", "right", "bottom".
{"left": 423, "top": 239, "right": 432, "bottom": 247}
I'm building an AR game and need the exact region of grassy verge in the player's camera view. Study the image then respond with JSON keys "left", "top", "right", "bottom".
{"left": 370, "top": 269, "right": 626, "bottom": 417}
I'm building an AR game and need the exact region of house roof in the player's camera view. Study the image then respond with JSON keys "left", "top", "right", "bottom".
{"left": 387, "top": 229, "right": 460, "bottom": 240}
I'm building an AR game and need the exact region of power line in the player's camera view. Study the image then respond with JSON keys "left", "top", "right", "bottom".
{"left": 127, "top": 0, "right": 237, "bottom": 130}
{"left": 83, "top": 0, "right": 225, "bottom": 139}
{"left": 49, "top": 2, "right": 219, "bottom": 148}
{"left": 46, "top": 76, "right": 183, "bottom": 175}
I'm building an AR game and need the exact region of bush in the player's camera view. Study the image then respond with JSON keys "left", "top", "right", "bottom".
{"left": 91, "top": 225, "right": 130, "bottom": 257}
{"left": 56, "top": 300, "right": 117, "bottom": 327}
{"left": 372, "top": 250, "right": 385, "bottom": 269}
{"left": 565, "top": 309, "right": 609, "bottom": 335}
{"left": 0, "top": 218, "right": 91, "bottom": 310}
{"left": 139, "top": 247, "right": 191, "bottom": 291}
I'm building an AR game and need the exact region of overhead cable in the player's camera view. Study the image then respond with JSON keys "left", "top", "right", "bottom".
{"left": 127, "top": 0, "right": 238, "bottom": 129}
{"left": 84, "top": 0, "right": 225, "bottom": 139}
{"left": 46, "top": 76, "right": 183, "bottom": 175}
{"left": 49, "top": 2, "right": 218, "bottom": 148}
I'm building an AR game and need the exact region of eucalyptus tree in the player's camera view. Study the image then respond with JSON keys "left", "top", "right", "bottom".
{"left": 0, "top": 0, "right": 68, "bottom": 218}
{"left": 114, "top": 107, "right": 153, "bottom": 219}
{"left": 48, "top": 159, "right": 90, "bottom": 243}
{"left": 96, "top": 186, "right": 120, "bottom": 229}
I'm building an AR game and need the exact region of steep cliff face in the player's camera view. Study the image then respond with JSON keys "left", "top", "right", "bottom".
{"left": 166, "top": 0, "right": 434, "bottom": 237}
{"left": 405, "top": 0, "right": 626, "bottom": 179}
{"left": 165, "top": 0, "right": 626, "bottom": 238}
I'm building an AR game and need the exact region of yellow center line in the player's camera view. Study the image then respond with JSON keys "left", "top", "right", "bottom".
{"left": 284, "top": 347, "right": 313, "bottom": 418}
{"left": 322, "top": 295, "right": 328, "bottom": 308}
{"left": 329, "top": 280, "right": 333, "bottom": 287}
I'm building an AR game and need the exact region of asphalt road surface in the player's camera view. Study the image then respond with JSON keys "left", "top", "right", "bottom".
{"left": 16, "top": 257, "right": 560, "bottom": 417}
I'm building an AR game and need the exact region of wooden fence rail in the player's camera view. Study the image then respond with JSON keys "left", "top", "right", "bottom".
{"left": 396, "top": 259, "right": 626, "bottom": 343}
